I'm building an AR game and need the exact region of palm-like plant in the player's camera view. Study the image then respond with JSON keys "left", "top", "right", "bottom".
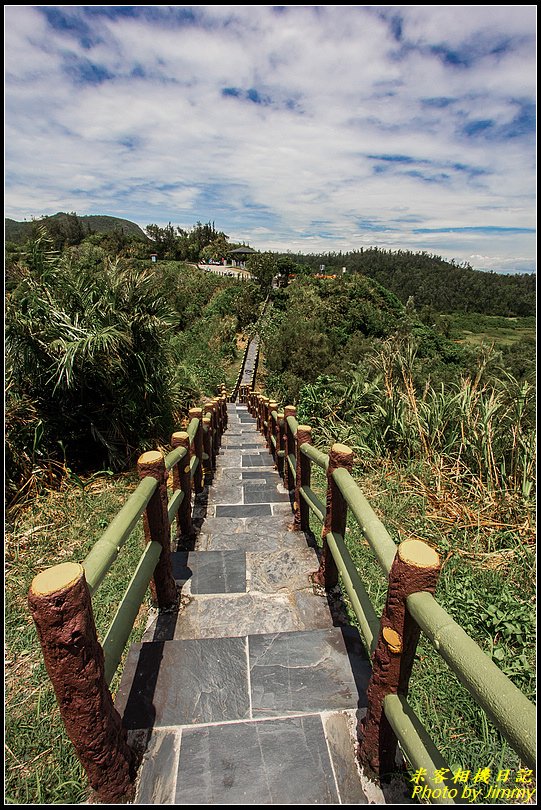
{"left": 6, "top": 249, "right": 183, "bottom": 480}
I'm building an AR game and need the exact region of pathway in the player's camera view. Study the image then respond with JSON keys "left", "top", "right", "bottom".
{"left": 115, "top": 403, "right": 376, "bottom": 804}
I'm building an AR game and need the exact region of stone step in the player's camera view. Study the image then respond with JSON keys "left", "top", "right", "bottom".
{"left": 118, "top": 624, "right": 372, "bottom": 805}
{"left": 116, "top": 626, "right": 370, "bottom": 731}
{"left": 115, "top": 400, "right": 393, "bottom": 804}
{"left": 133, "top": 711, "right": 369, "bottom": 805}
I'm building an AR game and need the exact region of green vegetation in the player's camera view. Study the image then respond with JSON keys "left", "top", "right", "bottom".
{"left": 5, "top": 473, "right": 148, "bottom": 804}
{"left": 5, "top": 217, "right": 535, "bottom": 803}
{"left": 6, "top": 212, "right": 148, "bottom": 246}
{"left": 259, "top": 272, "right": 535, "bottom": 793}
{"left": 5, "top": 228, "right": 264, "bottom": 507}
{"left": 281, "top": 247, "right": 536, "bottom": 317}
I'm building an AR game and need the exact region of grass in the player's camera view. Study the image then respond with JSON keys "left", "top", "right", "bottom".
{"left": 5, "top": 472, "right": 152, "bottom": 805}
{"left": 305, "top": 453, "right": 535, "bottom": 799}
{"left": 449, "top": 314, "right": 536, "bottom": 347}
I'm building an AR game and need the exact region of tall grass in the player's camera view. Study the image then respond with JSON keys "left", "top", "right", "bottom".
{"left": 297, "top": 338, "right": 536, "bottom": 507}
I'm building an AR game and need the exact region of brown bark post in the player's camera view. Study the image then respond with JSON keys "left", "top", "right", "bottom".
{"left": 260, "top": 397, "right": 269, "bottom": 440}
{"left": 294, "top": 425, "right": 312, "bottom": 531}
{"left": 283, "top": 405, "right": 297, "bottom": 492}
{"left": 257, "top": 395, "right": 265, "bottom": 431}
{"left": 137, "top": 451, "right": 178, "bottom": 609}
{"left": 202, "top": 416, "right": 214, "bottom": 480}
{"left": 28, "top": 563, "right": 137, "bottom": 802}
{"left": 358, "top": 539, "right": 441, "bottom": 774}
{"left": 220, "top": 394, "right": 228, "bottom": 429}
{"left": 276, "top": 411, "right": 285, "bottom": 479}
{"left": 254, "top": 391, "right": 262, "bottom": 421}
{"left": 204, "top": 401, "right": 216, "bottom": 461}
{"left": 268, "top": 401, "right": 279, "bottom": 462}
{"left": 313, "top": 443, "right": 353, "bottom": 590}
{"left": 188, "top": 407, "right": 204, "bottom": 493}
{"left": 211, "top": 398, "right": 221, "bottom": 449}
{"left": 171, "top": 432, "right": 195, "bottom": 539}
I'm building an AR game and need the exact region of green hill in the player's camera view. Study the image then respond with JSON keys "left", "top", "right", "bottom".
{"left": 283, "top": 248, "right": 536, "bottom": 318}
{"left": 5, "top": 212, "right": 148, "bottom": 244}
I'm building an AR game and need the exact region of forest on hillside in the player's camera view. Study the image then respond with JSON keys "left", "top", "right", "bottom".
{"left": 5, "top": 219, "right": 536, "bottom": 506}
{"left": 282, "top": 247, "right": 536, "bottom": 317}
{"left": 5, "top": 225, "right": 264, "bottom": 507}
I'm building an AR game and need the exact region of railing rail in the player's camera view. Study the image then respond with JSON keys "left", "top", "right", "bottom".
{"left": 249, "top": 391, "right": 536, "bottom": 798}
{"left": 28, "top": 392, "right": 229, "bottom": 802}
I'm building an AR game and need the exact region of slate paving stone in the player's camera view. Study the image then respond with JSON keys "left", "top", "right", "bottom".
{"left": 171, "top": 550, "right": 246, "bottom": 594}
{"left": 322, "top": 712, "right": 369, "bottom": 804}
{"left": 239, "top": 515, "right": 293, "bottom": 534}
{"left": 205, "top": 485, "right": 243, "bottom": 505}
{"left": 134, "top": 729, "right": 180, "bottom": 804}
{"left": 218, "top": 453, "right": 242, "bottom": 468}
{"left": 174, "top": 715, "right": 340, "bottom": 805}
{"left": 198, "top": 530, "right": 305, "bottom": 553}
{"left": 166, "top": 592, "right": 331, "bottom": 640}
{"left": 240, "top": 470, "right": 282, "bottom": 481}
{"left": 241, "top": 454, "right": 275, "bottom": 467}
{"left": 216, "top": 504, "right": 272, "bottom": 517}
{"left": 117, "top": 636, "right": 250, "bottom": 729}
{"left": 244, "top": 488, "right": 290, "bottom": 503}
{"left": 198, "top": 517, "right": 246, "bottom": 536}
{"left": 247, "top": 546, "right": 319, "bottom": 593}
{"left": 221, "top": 442, "right": 264, "bottom": 449}
{"left": 249, "top": 627, "right": 371, "bottom": 717}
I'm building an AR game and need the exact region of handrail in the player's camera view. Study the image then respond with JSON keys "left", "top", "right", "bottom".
{"left": 383, "top": 695, "right": 458, "bottom": 804}
{"left": 82, "top": 475, "right": 158, "bottom": 596}
{"left": 250, "top": 390, "right": 536, "bottom": 789}
{"left": 102, "top": 540, "right": 162, "bottom": 686}
{"left": 406, "top": 591, "right": 536, "bottom": 769}
{"left": 325, "top": 531, "right": 380, "bottom": 655}
{"left": 29, "top": 393, "right": 229, "bottom": 802}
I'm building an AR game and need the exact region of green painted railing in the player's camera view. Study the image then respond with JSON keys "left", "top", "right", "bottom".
{"left": 28, "top": 393, "right": 229, "bottom": 802}
{"left": 248, "top": 392, "right": 535, "bottom": 803}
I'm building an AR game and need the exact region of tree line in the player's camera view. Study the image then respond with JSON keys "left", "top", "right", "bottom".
{"left": 281, "top": 247, "right": 536, "bottom": 317}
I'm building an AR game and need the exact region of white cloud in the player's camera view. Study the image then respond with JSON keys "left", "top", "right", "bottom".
{"left": 4, "top": 5, "right": 536, "bottom": 272}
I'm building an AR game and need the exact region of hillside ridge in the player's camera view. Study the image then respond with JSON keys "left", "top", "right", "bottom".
{"left": 5, "top": 212, "right": 148, "bottom": 243}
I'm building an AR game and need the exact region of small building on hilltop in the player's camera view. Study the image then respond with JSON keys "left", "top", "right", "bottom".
{"left": 226, "top": 247, "right": 258, "bottom": 269}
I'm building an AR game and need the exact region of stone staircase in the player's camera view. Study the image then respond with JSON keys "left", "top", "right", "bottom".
{"left": 115, "top": 403, "right": 375, "bottom": 804}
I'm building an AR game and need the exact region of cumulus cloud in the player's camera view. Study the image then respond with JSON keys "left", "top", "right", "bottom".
{"left": 4, "top": 5, "right": 536, "bottom": 272}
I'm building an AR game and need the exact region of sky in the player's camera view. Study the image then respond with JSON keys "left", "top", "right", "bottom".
{"left": 4, "top": 5, "right": 537, "bottom": 273}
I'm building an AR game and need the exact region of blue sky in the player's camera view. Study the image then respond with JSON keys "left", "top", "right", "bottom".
{"left": 4, "top": 5, "right": 536, "bottom": 273}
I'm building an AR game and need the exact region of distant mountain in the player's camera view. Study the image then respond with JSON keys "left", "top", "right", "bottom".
{"left": 5, "top": 212, "right": 149, "bottom": 244}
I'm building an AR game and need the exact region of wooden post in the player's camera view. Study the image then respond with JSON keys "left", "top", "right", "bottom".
{"left": 260, "top": 397, "right": 266, "bottom": 440}
{"left": 294, "top": 425, "right": 312, "bottom": 531}
{"left": 256, "top": 394, "right": 263, "bottom": 430}
{"left": 137, "top": 451, "right": 178, "bottom": 609}
{"left": 202, "top": 416, "right": 213, "bottom": 480}
{"left": 253, "top": 391, "right": 262, "bottom": 420}
{"left": 313, "top": 443, "right": 353, "bottom": 590}
{"left": 283, "top": 405, "right": 297, "bottom": 492}
{"left": 211, "top": 399, "right": 221, "bottom": 455}
{"left": 28, "top": 563, "right": 137, "bottom": 802}
{"left": 220, "top": 394, "right": 228, "bottom": 429}
{"left": 358, "top": 539, "right": 441, "bottom": 774}
{"left": 268, "top": 401, "right": 279, "bottom": 461}
{"left": 276, "top": 411, "right": 285, "bottom": 479}
{"left": 208, "top": 399, "right": 218, "bottom": 446}
{"left": 188, "top": 407, "right": 204, "bottom": 493}
{"left": 171, "top": 432, "right": 194, "bottom": 539}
